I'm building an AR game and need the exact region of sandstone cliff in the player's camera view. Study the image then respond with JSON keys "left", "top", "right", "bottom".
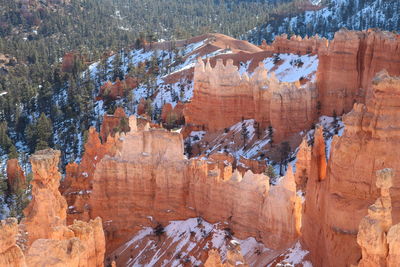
{"left": 184, "top": 57, "right": 317, "bottom": 143}
{"left": 183, "top": 30, "right": 400, "bottom": 150}
{"left": 356, "top": 168, "right": 396, "bottom": 267}
{"left": 63, "top": 115, "right": 302, "bottom": 256}
{"left": 317, "top": 29, "right": 400, "bottom": 115}
{"left": 300, "top": 71, "right": 400, "bottom": 266}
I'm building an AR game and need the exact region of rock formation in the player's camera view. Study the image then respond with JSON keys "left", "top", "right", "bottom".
{"left": 0, "top": 218, "right": 26, "bottom": 267}
{"left": 99, "top": 76, "right": 137, "bottom": 100}
{"left": 161, "top": 102, "right": 185, "bottom": 126}
{"left": 24, "top": 149, "right": 69, "bottom": 244}
{"left": 0, "top": 149, "right": 106, "bottom": 267}
{"left": 205, "top": 247, "right": 248, "bottom": 267}
{"left": 300, "top": 71, "right": 400, "bottom": 266}
{"left": 6, "top": 159, "right": 26, "bottom": 193}
{"left": 183, "top": 30, "right": 400, "bottom": 149}
{"left": 357, "top": 168, "right": 394, "bottom": 267}
{"left": 99, "top": 107, "right": 130, "bottom": 142}
{"left": 260, "top": 29, "right": 400, "bottom": 116}
{"left": 260, "top": 33, "right": 328, "bottom": 55}
{"left": 184, "top": 57, "right": 317, "bottom": 143}
{"left": 317, "top": 29, "right": 400, "bottom": 116}
{"left": 63, "top": 115, "right": 302, "bottom": 254}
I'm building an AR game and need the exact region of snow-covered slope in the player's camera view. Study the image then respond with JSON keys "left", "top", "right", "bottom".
{"left": 247, "top": 0, "right": 400, "bottom": 43}
{"left": 109, "top": 217, "right": 275, "bottom": 267}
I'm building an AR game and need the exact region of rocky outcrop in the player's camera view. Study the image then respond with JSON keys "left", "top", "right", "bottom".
{"left": 0, "top": 218, "right": 26, "bottom": 267}
{"left": 184, "top": 57, "right": 317, "bottom": 143}
{"left": 161, "top": 102, "right": 185, "bottom": 127}
{"left": 60, "top": 127, "right": 119, "bottom": 224}
{"left": 260, "top": 34, "right": 328, "bottom": 55}
{"left": 184, "top": 30, "right": 400, "bottom": 145}
{"left": 317, "top": 29, "right": 400, "bottom": 116}
{"left": 357, "top": 168, "right": 394, "bottom": 267}
{"left": 63, "top": 115, "right": 302, "bottom": 254}
{"left": 25, "top": 216, "right": 105, "bottom": 267}
{"left": 99, "top": 107, "right": 130, "bottom": 142}
{"left": 23, "top": 149, "right": 69, "bottom": 244}
{"left": 0, "top": 149, "right": 106, "bottom": 267}
{"left": 300, "top": 71, "right": 400, "bottom": 267}
{"left": 6, "top": 159, "right": 26, "bottom": 193}
{"left": 259, "top": 30, "right": 400, "bottom": 117}
{"left": 205, "top": 248, "right": 248, "bottom": 267}
{"left": 99, "top": 76, "right": 137, "bottom": 100}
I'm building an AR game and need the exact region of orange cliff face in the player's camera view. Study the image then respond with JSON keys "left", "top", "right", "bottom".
{"left": 0, "top": 149, "right": 106, "bottom": 267}
{"left": 62, "top": 115, "right": 302, "bottom": 255}
{"left": 260, "top": 34, "right": 329, "bottom": 55}
{"left": 356, "top": 168, "right": 396, "bottom": 267}
{"left": 316, "top": 29, "right": 400, "bottom": 116}
{"left": 236, "top": 29, "right": 400, "bottom": 122}
{"left": 299, "top": 71, "right": 400, "bottom": 267}
{"left": 183, "top": 57, "right": 317, "bottom": 143}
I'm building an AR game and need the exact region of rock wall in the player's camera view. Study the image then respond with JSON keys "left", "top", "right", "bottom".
{"left": 184, "top": 57, "right": 317, "bottom": 142}
{"left": 0, "top": 218, "right": 25, "bottom": 267}
{"left": 317, "top": 29, "right": 400, "bottom": 115}
{"left": 300, "top": 71, "right": 400, "bottom": 267}
{"left": 63, "top": 115, "right": 302, "bottom": 253}
{"left": 356, "top": 168, "right": 397, "bottom": 267}
{"left": 260, "top": 34, "right": 328, "bottom": 55}
{"left": 257, "top": 29, "right": 400, "bottom": 117}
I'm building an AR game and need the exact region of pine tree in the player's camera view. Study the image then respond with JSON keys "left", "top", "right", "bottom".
{"left": 112, "top": 53, "right": 124, "bottom": 82}
{"left": 279, "top": 141, "right": 291, "bottom": 176}
{"left": 241, "top": 120, "right": 249, "bottom": 147}
{"left": 268, "top": 125, "right": 274, "bottom": 148}
{"left": 0, "top": 122, "right": 12, "bottom": 153}
{"left": 8, "top": 144, "right": 18, "bottom": 159}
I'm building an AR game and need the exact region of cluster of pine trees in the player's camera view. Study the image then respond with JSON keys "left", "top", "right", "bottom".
{"left": 0, "top": 0, "right": 304, "bottom": 161}
{"left": 247, "top": 0, "right": 400, "bottom": 43}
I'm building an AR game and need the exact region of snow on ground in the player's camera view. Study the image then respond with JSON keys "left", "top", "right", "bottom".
{"left": 196, "top": 119, "right": 271, "bottom": 161}
{"left": 262, "top": 54, "right": 319, "bottom": 83}
{"left": 304, "top": 115, "right": 344, "bottom": 160}
{"left": 113, "top": 217, "right": 270, "bottom": 267}
{"left": 247, "top": 0, "right": 399, "bottom": 43}
{"left": 187, "top": 131, "right": 206, "bottom": 144}
{"left": 269, "top": 241, "right": 313, "bottom": 267}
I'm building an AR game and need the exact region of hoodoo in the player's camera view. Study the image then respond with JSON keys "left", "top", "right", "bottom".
{"left": 0, "top": 149, "right": 106, "bottom": 267}
{"left": 301, "top": 71, "right": 400, "bottom": 267}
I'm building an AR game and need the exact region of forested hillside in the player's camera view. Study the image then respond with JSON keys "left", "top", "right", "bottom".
{"left": 0, "top": 0, "right": 297, "bottom": 160}
{"left": 247, "top": 0, "right": 400, "bottom": 43}
{"left": 0, "top": 0, "right": 305, "bottom": 219}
